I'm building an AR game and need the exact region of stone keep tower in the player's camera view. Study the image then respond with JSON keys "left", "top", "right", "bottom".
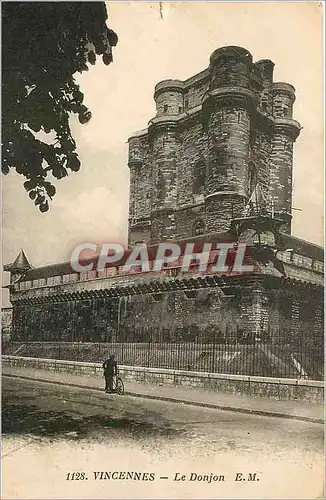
{"left": 128, "top": 46, "right": 301, "bottom": 245}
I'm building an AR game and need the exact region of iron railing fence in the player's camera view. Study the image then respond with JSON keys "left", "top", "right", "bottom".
{"left": 3, "top": 336, "right": 323, "bottom": 380}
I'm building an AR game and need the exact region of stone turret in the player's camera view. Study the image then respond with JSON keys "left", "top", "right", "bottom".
{"left": 269, "top": 82, "right": 301, "bottom": 233}
{"left": 204, "top": 46, "right": 255, "bottom": 233}
{"left": 4, "top": 249, "right": 32, "bottom": 284}
{"left": 255, "top": 59, "right": 274, "bottom": 114}
{"left": 153, "top": 79, "right": 184, "bottom": 117}
{"left": 128, "top": 132, "right": 152, "bottom": 245}
{"left": 148, "top": 80, "right": 183, "bottom": 242}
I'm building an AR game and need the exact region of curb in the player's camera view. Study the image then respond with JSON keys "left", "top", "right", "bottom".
{"left": 3, "top": 373, "right": 324, "bottom": 425}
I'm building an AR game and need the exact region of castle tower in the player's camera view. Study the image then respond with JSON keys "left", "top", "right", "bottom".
{"left": 127, "top": 45, "right": 302, "bottom": 245}
{"left": 204, "top": 46, "right": 254, "bottom": 233}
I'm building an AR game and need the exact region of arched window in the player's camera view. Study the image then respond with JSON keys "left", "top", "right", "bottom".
{"left": 193, "top": 160, "right": 206, "bottom": 195}
{"left": 193, "top": 220, "right": 205, "bottom": 236}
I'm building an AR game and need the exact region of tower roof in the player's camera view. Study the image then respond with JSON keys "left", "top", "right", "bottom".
{"left": 11, "top": 249, "right": 31, "bottom": 272}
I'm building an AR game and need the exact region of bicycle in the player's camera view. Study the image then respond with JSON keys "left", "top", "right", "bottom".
{"left": 112, "top": 372, "right": 125, "bottom": 395}
{"left": 103, "top": 369, "right": 125, "bottom": 395}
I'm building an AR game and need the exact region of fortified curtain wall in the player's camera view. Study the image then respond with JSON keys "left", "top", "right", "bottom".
{"left": 12, "top": 276, "right": 323, "bottom": 347}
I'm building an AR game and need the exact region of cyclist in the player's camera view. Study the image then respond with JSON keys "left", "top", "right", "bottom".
{"left": 102, "top": 354, "right": 118, "bottom": 393}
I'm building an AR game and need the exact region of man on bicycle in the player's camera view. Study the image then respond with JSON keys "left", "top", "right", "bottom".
{"left": 102, "top": 354, "right": 118, "bottom": 393}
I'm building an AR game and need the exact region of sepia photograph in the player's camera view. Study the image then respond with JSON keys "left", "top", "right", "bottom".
{"left": 1, "top": 1, "right": 324, "bottom": 499}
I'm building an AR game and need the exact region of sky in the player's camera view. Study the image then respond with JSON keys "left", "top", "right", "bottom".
{"left": 2, "top": 1, "right": 324, "bottom": 306}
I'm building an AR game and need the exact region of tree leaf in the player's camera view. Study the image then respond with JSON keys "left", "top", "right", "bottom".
{"left": 46, "top": 184, "right": 56, "bottom": 197}
{"left": 67, "top": 154, "right": 81, "bottom": 172}
{"left": 2, "top": 2, "right": 117, "bottom": 211}
{"left": 39, "top": 200, "right": 49, "bottom": 212}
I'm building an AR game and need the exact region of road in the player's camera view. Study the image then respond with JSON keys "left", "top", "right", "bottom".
{"left": 2, "top": 376, "right": 324, "bottom": 499}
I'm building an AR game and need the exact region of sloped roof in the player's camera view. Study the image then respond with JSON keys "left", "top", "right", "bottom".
{"left": 19, "top": 232, "right": 234, "bottom": 282}
{"left": 20, "top": 260, "right": 74, "bottom": 281}
{"left": 279, "top": 234, "right": 324, "bottom": 262}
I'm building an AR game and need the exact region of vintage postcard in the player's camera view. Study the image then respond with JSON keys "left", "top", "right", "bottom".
{"left": 1, "top": 1, "right": 324, "bottom": 499}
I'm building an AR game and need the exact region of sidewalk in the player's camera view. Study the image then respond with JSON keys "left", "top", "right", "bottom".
{"left": 2, "top": 365, "right": 324, "bottom": 424}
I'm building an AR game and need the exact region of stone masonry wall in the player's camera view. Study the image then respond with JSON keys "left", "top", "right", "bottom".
{"left": 2, "top": 356, "right": 324, "bottom": 403}
{"left": 177, "top": 121, "right": 207, "bottom": 207}
{"left": 269, "top": 132, "right": 294, "bottom": 215}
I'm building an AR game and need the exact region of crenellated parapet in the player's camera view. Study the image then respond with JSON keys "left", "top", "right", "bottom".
{"left": 153, "top": 79, "right": 184, "bottom": 117}
{"left": 209, "top": 46, "right": 253, "bottom": 89}
{"left": 272, "top": 82, "right": 296, "bottom": 118}
{"left": 273, "top": 117, "right": 301, "bottom": 141}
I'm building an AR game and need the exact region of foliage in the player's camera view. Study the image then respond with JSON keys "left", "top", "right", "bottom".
{"left": 2, "top": 2, "right": 118, "bottom": 211}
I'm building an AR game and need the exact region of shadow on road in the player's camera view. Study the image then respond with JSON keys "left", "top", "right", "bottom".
{"left": 2, "top": 402, "right": 180, "bottom": 440}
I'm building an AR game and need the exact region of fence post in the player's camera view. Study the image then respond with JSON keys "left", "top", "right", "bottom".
{"left": 147, "top": 339, "right": 151, "bottom": 367}
{"left": 177, "top": 337, "right": 180, "bottom": 371}
{"left": 212, "top": 333, "right": 216, "bottom": 373}
{"left": 121, "top": 340, "right": 124, "bottom": 365}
